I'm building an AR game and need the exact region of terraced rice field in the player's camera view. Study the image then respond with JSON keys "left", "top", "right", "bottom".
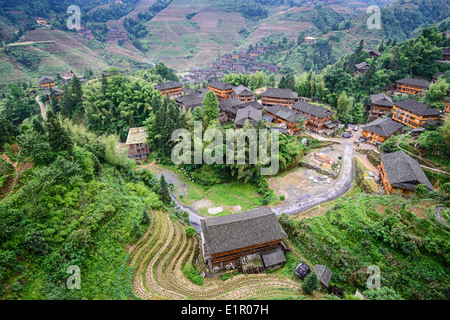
{"left": 127, "top": 209, "right": 305, "bottom": 300}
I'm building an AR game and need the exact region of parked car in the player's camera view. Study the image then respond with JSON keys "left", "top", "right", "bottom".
{"left": 353, "top": 125, "right": 359, "bottom": 131}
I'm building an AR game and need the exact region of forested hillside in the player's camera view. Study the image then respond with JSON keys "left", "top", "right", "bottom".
{"left": 0, "top": 111, "right": 183, "bottom": 299}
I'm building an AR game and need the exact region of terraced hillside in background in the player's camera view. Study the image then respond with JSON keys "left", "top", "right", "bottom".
{"left": 0, "top": 28, "right": 153, "bottom": 90}
{"left": 126, "top": 209, "right": 317, "bottom": 300}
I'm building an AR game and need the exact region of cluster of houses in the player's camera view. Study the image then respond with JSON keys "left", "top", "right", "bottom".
{"left": 180, "top": 45, "right": 280, "bottom": 84}
{"left": 106, "top": 27, "right": 130, "bottom": 43}
{"left": 76, "top": 26, "right": 95, "bottom": 40}
{"left": 125, "top": 78, "right": 340, "bottom": 162}
{"left": 37, "top": 75, "right": 64, "bottom": 100}
{"left": 361, "top": 73, "right": 450, "bottom": 197}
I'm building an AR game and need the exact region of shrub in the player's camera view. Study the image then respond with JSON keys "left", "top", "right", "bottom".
{"left": 302, "top": 271, "right": 319, "bottom": 294}
{"left": 280, "top": 195, "right": 286, "bottom": 201}
{"left": 182, "top": 262, "right": 203, "bottom": 286}
{"left": 185, "top": 227, "right": 197, "bottom": 238}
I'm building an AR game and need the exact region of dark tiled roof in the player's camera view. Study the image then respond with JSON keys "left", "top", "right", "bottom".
{"left": 240, "top": 101, "right": 263, "bottom": 110}
{"left": 176, "top": 91, "right": 206, "bottom": 109}
{"left": 208, "top": 80, "right": 234, "bottom": 90}
{"left": 260, "top": 88, "right": 298, "bottom": 99}
{"left": 233, "top": 85, "right": 254, "bottom": 97}
{"left": 37, "top": 76, "right": 54, "bottom": 84}
{"left": 369, "top": 49, "right": 382, "bottom": 56}
{"left": 154, "top": 81, "right": 182, "bottom": 90}
{"left": 396, "top": 77, "right": 430, "bottom": 89}
{"left": 260, "top": 248, "right": 286, "bottom": 268}
{"left": 291, "top": 101, "right": 334, "bottom": 118}
{"left": 380, "top": 150, "right": 434, "bottom": 191}
{"left": 355, "top": 62, "right": 370, "bottom": 70}
{"left": 43, "top": 87, "right": 64, "bottom": 96}
{"left": 201, "top": 207, "right": 287, "bottom": 255}
{"left": 370, "top": 93, "right": 393, "bottom": 107}
{"left": 314, "top": 265, "right": 332, "bottom": 287}
{"left": 362, "top": 118, "right": 403, "bottom": 137}
{"left": 234, "top": 106, "right": 262, "bottom": 126}
{"left": 394, "top": 99, "right": 440, "bottom": 116}
{"left": 265, "top": 104, "right": 303, "bottom": 123}
{"left": 219, "top": 98, "right": 244, "bottom": 113}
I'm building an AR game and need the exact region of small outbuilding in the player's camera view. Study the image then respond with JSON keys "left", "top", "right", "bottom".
{"left": 313, "top": 264, "right": 333, "bottom": 289}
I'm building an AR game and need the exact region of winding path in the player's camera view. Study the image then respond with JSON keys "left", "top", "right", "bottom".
{"left": 148, "top": 137, "right": 356, "bottom": 228}
{"left": 271, "top": 142, "right": 355, "bottom": 216}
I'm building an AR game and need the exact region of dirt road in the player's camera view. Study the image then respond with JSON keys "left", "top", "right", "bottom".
{"left": 271, "top": 141, "right": 355, "bottom": 216}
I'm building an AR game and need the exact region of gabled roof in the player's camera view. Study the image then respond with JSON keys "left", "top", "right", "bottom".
{"left": 396, "top": 77, "right": 430, "bottom": 89}
{"left": 200, "top": 207, "right": 287, "bottom": 255}
{"left": 314, "top": 265, "right": 332, "bottom": 287}
{"left": 37, "top": 76, "right": 55, "bottom": 84}
{"left": 260, "top": 248, "right": 286, "bottom": 268}
{"left": 362, "top": 118, "right": 403, "bottom": 137}
{"left": 260, "top": 88, "right": 298, "bottom": 99}
{"left": 208, "top": 80, "right": 234, "bottom": 91}
{"left": 176, "top": 91, "right": 206, "bottom": 109}
{"left": 265, "top": 104, "right": 308, "bottom": 123}
{"left": 394, "top": 99, "right": 440, "bottom": 116}
{"left": 291, "top": 101, "right": 334, "bottom": 118}
{"left": 219, "top": 98, "right": 244, "bottom": 113}
{"left": 370, "top": 93, "right": 393, "bottom": 107}
{"left": 125, "top": 127, "right": 148, "bottom": 145}
{"left": 234, "top": 106, "right": 262, "bottom": 127}
{"left": 355, "top": 62, "right": 370, "bottom": 70}
{"left": 154, "top": 81, "right": 182, "bottom": 90}
{"left": 380, "top": 150, "right": 434, "bottom": 191}
{"left": 43, "top": 87, "right": 64, "bottom": 96}
{"left": 233, "top": 85, "right": 254, "bottom": 97}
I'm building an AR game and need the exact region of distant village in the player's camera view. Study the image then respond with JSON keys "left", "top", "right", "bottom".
{"left": 180, "top": 44, "right": 281, "bottom": 84}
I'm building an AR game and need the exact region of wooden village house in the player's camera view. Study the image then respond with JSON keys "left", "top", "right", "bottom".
{"left": 369, "top": 93, "right": 394, "bottom": 118}
{"left": 44, "top": 87, "right": 64, "bottom": 100}
{"left": 444, "top": 97, "right": 450, "bottom": 118}
{"left": 391, "top": 99, "right": 440, "bottom": 129}
{"left": 291, "top": 101, "right": 335, "bottom": 133}
{"left": 361, "top": 118, "right": 403, "bottom": 144}
{"left": 154, "top": 81, "right": 183, "bottom": 99}
{"left": 125, "top": 127, "right": 150, "bottom": 162}
{"left": 234, "top": 106, "right": 262, "bottom": 128}
{"left": 37, "top": 76, "right": 55, "bottom": 89}
{"left": 395, "top": 77, "right": 430, "bottom": 96}
{"left": 379, "top": 150, "right": 434, "bottom": 196}
{"left": 260, "top": 88, "right": 299, "bottom": 107}
{"left": 208, "top": 80, "right": 235, "bottom": 101}
{"left": 232, "top": 85, "right": 255, "bottom": 102}
{"left": 354, "top": 62, "right": 370, "bottom": 75}
{"left": 263, "top": 104, "right": 309, "bottom": 135}
{"left": 200, "top": 207, "right": 287, "bottom": 272}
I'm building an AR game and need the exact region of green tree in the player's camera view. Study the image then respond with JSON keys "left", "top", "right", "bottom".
{"left": 302, "top": 271, "right": 319, "bottom": 294}
{"left": 159, "top": 174, "right": 171, "bottom": 205}
{"left": 141, "top": 210, "right": 151, "bottom": 225}
{"left": 46, "top": 111, "right": 74, "bottom": 154}
{"left": 202, "top": 90, "right": 220, "bottom": 126}
{"left": 425, "top": 77, "right": 449, "bottom": 102}
{"left": 337, "top": 91, "right": 353, "bottom": 124}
